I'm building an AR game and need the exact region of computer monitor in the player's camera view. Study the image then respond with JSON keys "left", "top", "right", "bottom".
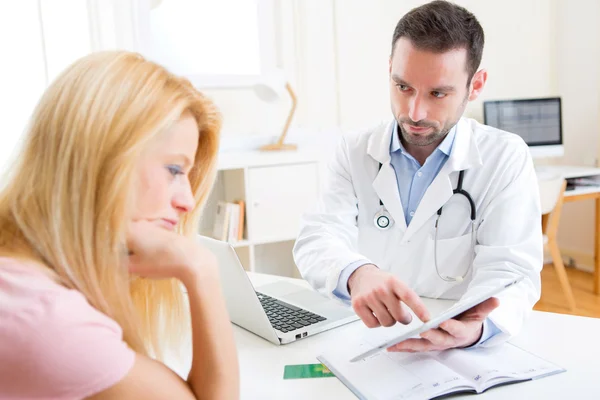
{"left": 483, "top": 97, "right": 563, "bottom": 158}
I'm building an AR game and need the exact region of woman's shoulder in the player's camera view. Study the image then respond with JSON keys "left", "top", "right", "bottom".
{"left": 0, "top": 256, "right": 119, "bottom": 330}
{"left": 0, "top": 257, "right": 136, "bottom": 399}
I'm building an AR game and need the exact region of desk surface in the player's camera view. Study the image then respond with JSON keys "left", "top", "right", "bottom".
{"left": 168, "top": 273, "right": 600, "bottom": 399}
{"left": 564, "top": 187, "right": 600, "bottom": 198}
{"left": 536, "top": 165, "right": 600, "bottom": 197}
{"left": 536, "top": 165, "right": 600, "bottom": 179}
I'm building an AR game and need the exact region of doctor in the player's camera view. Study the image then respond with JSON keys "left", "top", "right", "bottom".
{"left": 293, "top": 0, "right": 542, "bottom": 351}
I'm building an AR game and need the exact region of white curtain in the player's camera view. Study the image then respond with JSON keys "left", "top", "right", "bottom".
{"left": 87, "top": 0, "right": 146, "bottom": 53}
{"left": 0, "top": 0, "right": 146, "bottom": 180}
{"left": 0, "top": 0, "right": 47, "bottom": 179}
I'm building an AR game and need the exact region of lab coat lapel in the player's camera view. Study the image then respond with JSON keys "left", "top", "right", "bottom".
{"left": 373, "top": 164, "right": 407, "bottom": 231}
{"left": 403, "top": 118, "right": 482, "bottom": 242}
{"left": 367, "top": 121, "right": 407, "bottom": 232}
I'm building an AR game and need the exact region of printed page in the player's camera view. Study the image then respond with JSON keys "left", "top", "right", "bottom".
{"left": 433, "top": 343, "right": 565, "bottom": 391}
{"left": 319, "top": 348, "right": 472, "bottom": 400}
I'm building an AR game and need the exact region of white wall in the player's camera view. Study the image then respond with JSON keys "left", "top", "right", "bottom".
{"left": 555, "top": 0, "right": 600, "bottom": 267}
{"left": 332, "top": 0, "right": 559, "bottom": 128}
{"left": 332, "top": 1, "right": 392, "bottom": 130}
{"left": 209, "top": 0, "right": 562, "bottom": 145}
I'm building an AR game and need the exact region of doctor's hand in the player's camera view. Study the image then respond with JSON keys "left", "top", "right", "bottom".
{"left": 387, "top": 297, "right": 500, "bottom": 352}
{"left": 348, "top": 265, "right": 431, "bottom": 328}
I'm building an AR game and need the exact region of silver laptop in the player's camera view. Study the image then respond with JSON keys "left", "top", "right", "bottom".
{"left": 197, "top": 235, "right": 359, "bottom": 345}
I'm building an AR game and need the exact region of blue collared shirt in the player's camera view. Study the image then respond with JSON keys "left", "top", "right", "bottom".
{"left": 391, "top": 123, "right": 456, "bottom": 226}
{"left": 332, "top": 123, "right": 501, "bottom": 347}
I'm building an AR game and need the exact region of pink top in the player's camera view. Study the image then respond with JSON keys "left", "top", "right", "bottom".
{"left": 0, "top": 257, "right": 135, "bottom": 400}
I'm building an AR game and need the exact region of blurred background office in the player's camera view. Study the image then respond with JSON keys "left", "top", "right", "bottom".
{"left": 1, "top": 0, "right": 599, "bottom": 316}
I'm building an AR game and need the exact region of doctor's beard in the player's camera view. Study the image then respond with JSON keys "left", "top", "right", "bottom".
{"left": 397, "top": 94, "right": 469, "bottom": 147}
{"left": 398, "top": 118, "right": 451, "bottom": 147}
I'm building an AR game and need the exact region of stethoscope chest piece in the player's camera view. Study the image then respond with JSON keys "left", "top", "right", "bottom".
{"left": 374, "top": 207, "right": 394, "bottom": 230}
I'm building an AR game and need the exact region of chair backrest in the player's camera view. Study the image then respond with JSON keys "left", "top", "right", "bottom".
{"left": 537, "top": 172, "right": 565, "bottom": 215}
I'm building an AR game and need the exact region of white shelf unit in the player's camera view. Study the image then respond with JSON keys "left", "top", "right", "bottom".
{"left": 199, "top": 150, "right": 323, "bottom": 278}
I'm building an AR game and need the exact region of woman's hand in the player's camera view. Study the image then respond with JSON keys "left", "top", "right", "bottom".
{"left": 126, "top": 220, "right": 217, "bottom": 283}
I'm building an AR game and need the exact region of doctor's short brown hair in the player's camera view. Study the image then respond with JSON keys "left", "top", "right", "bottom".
{"left": 391, "top": 0, "right": 485, "bottom": 85}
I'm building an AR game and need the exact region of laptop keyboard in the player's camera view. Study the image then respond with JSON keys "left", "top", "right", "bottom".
{"left": 256, "top": 292, "right": 327, "bottom": 333}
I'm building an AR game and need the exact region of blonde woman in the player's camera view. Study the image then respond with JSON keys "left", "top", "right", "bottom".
{"left": 0, "top": 51, "right": 239, "bottom": 399}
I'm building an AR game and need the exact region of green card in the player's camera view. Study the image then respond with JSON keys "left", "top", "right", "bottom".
{"left": 283, "top": 363, "right": 336, "bottom": 380}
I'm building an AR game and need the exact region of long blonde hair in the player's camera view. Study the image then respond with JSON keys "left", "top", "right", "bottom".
{"left": 0, "top": 51, "right": 221, "bottom": 358}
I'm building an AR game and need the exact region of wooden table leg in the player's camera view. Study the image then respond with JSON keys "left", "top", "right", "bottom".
{"left": 595, "top": 198, "right": 600, "bottom": 294}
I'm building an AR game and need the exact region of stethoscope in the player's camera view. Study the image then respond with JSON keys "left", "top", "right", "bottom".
{"left": 374, "top": 163, "right": 476, "bottom": 282}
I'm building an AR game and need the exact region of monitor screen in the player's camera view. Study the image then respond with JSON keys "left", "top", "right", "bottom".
{"left": 483, "top": 97, "right": 562, "bottom": 146}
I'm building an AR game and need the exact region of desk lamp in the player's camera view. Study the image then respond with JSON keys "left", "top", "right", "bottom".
{"left": 253, "top": 70, "right": 298, "bottom": 151}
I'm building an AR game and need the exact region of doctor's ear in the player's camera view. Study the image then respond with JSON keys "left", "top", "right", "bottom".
{"left": 468, "top": 69, "right": 487, "bottom": 101}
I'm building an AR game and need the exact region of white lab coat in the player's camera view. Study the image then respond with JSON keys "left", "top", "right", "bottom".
{"left": 293, "top": 117, "right": 543, "bottom": 346}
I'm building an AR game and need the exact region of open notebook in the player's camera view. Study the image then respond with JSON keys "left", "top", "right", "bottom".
{"left": 318, "top": 342, "right": 565, "bottom": 400}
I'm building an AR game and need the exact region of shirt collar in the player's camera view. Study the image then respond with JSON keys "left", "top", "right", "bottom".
{"left": 390, "top": 123, "right": 457, "bottom": 157}
{"left": 438, "top": 125, "right": 456, "bottom": 156}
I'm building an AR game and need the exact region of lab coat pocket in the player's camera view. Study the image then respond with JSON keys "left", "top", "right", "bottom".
{"left": 419, "top": 232, "right": 475, "bottom": 297}
{"left": 432, "top": 232, "right": 473, "bottom": 269}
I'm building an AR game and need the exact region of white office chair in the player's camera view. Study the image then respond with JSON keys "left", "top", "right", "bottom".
{"left": 538, "top": 173, "right": 576, "bottom": 311}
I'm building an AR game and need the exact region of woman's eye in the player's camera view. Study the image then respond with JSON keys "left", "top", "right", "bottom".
{"left": 167, "top": 165, "right": 183, "bottom": 176}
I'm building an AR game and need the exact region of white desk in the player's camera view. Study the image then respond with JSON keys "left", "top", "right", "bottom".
{"left": 168, "top": 273, "right": 600, "bottom": 399}
{"left": 536, "top": 165, "right": 600, "bottom": 294}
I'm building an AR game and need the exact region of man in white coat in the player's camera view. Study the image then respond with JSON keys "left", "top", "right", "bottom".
{"left": 293, "top": 0, "right": 542, "bottom": 351}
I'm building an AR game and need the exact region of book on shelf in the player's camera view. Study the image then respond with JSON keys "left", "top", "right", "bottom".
{"left": 212, "top": 200, "right": 246, "bottom": 243}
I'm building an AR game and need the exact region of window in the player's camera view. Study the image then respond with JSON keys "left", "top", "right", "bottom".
{"left": 139, "top": 0, "right": 276, "bottom": 87}
{"left": 40, "top": 0, "right": 91, "bottom": 82}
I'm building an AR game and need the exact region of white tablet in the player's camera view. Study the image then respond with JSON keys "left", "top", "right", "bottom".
{"left": 349, "top": 275, "right": 525, "bottom": 363}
